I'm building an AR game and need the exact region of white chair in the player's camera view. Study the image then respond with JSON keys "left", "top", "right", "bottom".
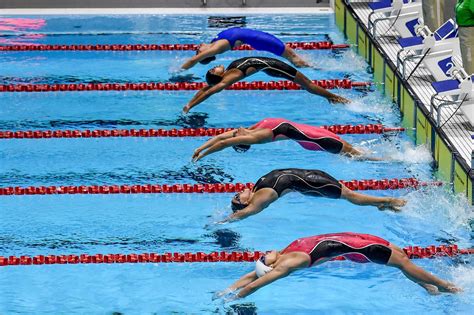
{"left": 396, "top": 19, "right": 461, "bottom": 81}
{"left": 368, "top": 0, "right": 422, "bottom": 38}
{"left": 430, "top": 59, "right": 473, "bottom": 126}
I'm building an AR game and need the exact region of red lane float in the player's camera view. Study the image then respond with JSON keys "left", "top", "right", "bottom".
{"left": 1, "top": 245, "right": 472, "bottom": 267}
{"left": 0, "top": 124, "right": 405, "bottom": 140}
{"left": 0, "top": 178, "right": 442, "bottom": 196}
{"left": 0, "top": 41, "right": 350, "bottom": 52}
{"left": 0, "top": 79, "right": 371, "bottom": 93}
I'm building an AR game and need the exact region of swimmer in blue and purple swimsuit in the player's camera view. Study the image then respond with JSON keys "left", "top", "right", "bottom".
{"left": 181, "top": 27, "right": 309, "bottom": 70}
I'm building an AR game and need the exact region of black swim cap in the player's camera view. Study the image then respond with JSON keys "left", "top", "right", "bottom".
{"left": 232, "top": 144, "right": 251, "bottom": 153}
{"left": 231, "top": 199, "right": 247, "bottom": 212}
{"left": 196, "top": 46, "right": 216, "bottom": 64}
{"left": 205, "top": 70, "right": 223, "bottom": 86}
{"left": 199, "top": 56, "right": 217, "bottom": 65}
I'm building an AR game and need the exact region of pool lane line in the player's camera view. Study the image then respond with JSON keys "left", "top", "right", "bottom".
{"left": 0, "top": 79, "right": 371, "bottom": 93}
{"left": 1, "top": 245, "right": 472, "bottom": 267}
{"left": 0, "top": 178, "right": 442, "bottom": 196}
{"left": 0, "top": 41, "right": 349, "bottom": 52}
{"left": 0, "top": 124, "right": 405, "bottom": 140}
{"left": 0, "top": 31, "right": 330, "bottom": 37}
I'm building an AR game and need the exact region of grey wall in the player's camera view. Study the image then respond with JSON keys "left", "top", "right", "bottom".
{"left": 1, "top": 0, "right": 330, "bottom": 9}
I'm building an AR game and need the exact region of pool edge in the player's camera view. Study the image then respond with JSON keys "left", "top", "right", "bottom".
{"left": 335, "top": 0, "right": 473, "bottom": 205}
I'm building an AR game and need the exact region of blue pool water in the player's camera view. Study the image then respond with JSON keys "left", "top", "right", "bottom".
{"left": 0, "top": 14, "right": 473, "bottom": 314}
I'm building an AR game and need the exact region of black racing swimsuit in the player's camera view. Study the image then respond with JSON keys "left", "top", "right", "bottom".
{"left": 310, "top": 240, "right": 392, "bottom": 265}
{"left": 272, "top": 122, "right": 344, "bottom": 154}
{"left": 227, "top": 57, "right": 298, "bottom": 81}
{"left": 253, "top": 168, "right": 342, "bottom": 198}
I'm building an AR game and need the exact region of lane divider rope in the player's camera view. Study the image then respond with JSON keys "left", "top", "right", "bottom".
{"left": 0, "top": 79, "right": 371, "bottom": 93}
{"left": 0, "top": 124, "right": 405, "bottom": 140}
{"left": 0, "top": 178, "right": 442, "bottom": 196}
{"left": 1, "top": 245, "right": 472, "bottom": 267}
{"left": 0, "top": 41, "right": 349, "bottom": 52}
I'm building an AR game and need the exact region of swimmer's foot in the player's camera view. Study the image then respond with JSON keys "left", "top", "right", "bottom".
{"left": 423, "top": 284, "right": 440, "bottom": 295}
{"left": 328, "top": 95, "right": 350, "bottom": 104}
{"left": 438, "top": 283, "right": 462, "bottom": 294}
{"left": 377, "top": 198, "right": 407, "bottom": 212}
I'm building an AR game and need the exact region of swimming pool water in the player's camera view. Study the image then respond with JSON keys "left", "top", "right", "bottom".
{"left": 0, "top": 14, "right": 473, "bottom": 314}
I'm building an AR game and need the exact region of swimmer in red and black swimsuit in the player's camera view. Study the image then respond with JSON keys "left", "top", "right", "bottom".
{"left": 214, "top": 232, "right": 461, "bottom": 301}
{"left": 182, "top": 57, "right": 349, "bottom": 113}
{"left": 219, "top": 168, "right": 406, "bottom": 223}
{"left": 192, "top": 118, "right": 380, "bottom": 161}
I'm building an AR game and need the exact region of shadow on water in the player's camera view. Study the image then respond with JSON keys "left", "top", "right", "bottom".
{"left": 226, "top": 303, "right": 258, "bottom": 315}
{"left": 205, "top": 229, "right": 242, "bottom": 249}
{"left": 0, "top": 113, "right": 210, "bottom": 130}
{"left": 0, "top": 163, "right": 234, "bottom": 186}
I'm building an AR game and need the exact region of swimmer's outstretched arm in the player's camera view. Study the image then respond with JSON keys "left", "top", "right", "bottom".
{"left": 193, "top": 135, "right": 256, "bottom": 162}
{"left": 223, "top": 203, "right": 264, "bottom": 223}
{"left": 228, "top": 271, "right": 258, "bottom": 291}
{"left": 183, "top": 72, "right": 242, "bottom": 114}
{"left": 234, "top": 260, "right": 304, "bottom": 300}
{"left": 183, "top": 83, "right": 227, "bottom": 114}
{"left": 192, "top": 130, "right": 238, "bottom": 160}
{"left": 181, "top": 41, "right": 228, "bottom": 70}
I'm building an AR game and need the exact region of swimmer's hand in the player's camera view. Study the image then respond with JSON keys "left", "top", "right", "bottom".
{"left": 192, "top": 150, "right": 203, "bottom": 162}
{"left": 183, "top": 104, "right": 191, "bottom": 114}
{"left": 212, "top": 288, "right": 233, "bottom": 301}
{"left": 328, "top": 95, "right": 350, "bottom": 104}
{"left": 377, "top": 198, "right": 407, "bottom": 212}
{"left": 212, "top": 289, "right": 240, "bottom": 302}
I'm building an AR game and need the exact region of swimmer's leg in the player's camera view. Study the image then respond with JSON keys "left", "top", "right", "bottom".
{"left": 386, "top": 244, "right": 461, "bottom": 294}
{"left": 281, "top": 46, "right": 310, "bottom": 67}
{"left": 340, "top": 140, "right": 383, "bottom": 161}
{"left": 293, "top": 72, "right": 350, "bottom": 104}
{"left": 340, "top": 186, "right": 407, "bottom": 212}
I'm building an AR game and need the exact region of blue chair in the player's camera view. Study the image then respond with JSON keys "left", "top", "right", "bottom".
{"left": 367, "top": 0, "right": 420, "bottom": 37}
{"left": 396, "top": 19, "right": 461, "bottom": 81}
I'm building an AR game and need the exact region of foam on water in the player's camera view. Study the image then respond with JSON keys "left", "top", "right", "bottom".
{"left": 309, "top": 49, "right": 368, "bottom": 73}
{"left": 403, "top": 185, "right": 474, "bottom": 235}
{"left": 357, "top": 138, "right": 434, "bottom": 164}
{"left": 346, "top": 90, "right": 396, "bottom": 115}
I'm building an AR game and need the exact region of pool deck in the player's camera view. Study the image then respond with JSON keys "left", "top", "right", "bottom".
{"left": 349, "top": 2, "right": 471, "bottom": 168}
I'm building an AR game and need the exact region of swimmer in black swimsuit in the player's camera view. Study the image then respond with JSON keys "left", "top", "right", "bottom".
{"left": 213, "top": 233, "right": 461, "bottom": 301}
{"left": 182, "top": 57, "right": 350, "bottom": 114}
{"left": 221, "top": 168, "right": 406, "bottom": 223}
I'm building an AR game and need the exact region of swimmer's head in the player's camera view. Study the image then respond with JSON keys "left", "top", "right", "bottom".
{"left": 255, "top": 251, "right": 278, "bottom": 277}
{"left": 197, "top": 44, "right": 216, "bottom": 64}
{"left": 205, "top": 65, "right": 225, "bottom": 86}
{"left": 231, "top": 189, "right": 251, "bottom": 212}
{"left": 232, "top": 144, "right": 251, "bottom": 153}
{"left": 231, "top": 128, "right": 251, "bottom": 153}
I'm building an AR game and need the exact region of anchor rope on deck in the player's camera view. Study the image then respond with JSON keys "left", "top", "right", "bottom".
{"left": 0, "top": 41, "right": 350, "bottom": 52}
{"left": 0, "top": 245, "right": 472, "bottom": 267}
{"left": 0, "top": 124, "right": 405, "bottom": 140}
{"left": 0, "top": 178, "right": 442, "bottom": 196}
{"left": 0, "top": 79, "right": 371, "bottom": 93}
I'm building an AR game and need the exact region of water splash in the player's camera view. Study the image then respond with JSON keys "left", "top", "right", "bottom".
{"left": 356, "top": 138, "right": 433, "bottom": 164}
{"left": 449, "top": 264, "right": 474, "bottom": 300}
{"left": 403, "top": 185, "right": 474, "bottom": 234}
{"left": 346, "top": 91, "right": 396, "bottom": 114}
{"left": 309, "top": 49, "right": 368, "bottom": 72}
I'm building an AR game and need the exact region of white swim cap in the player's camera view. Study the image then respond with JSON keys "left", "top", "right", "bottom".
{"left": 255, "top": 256, "right": 273, "bottom": 277}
